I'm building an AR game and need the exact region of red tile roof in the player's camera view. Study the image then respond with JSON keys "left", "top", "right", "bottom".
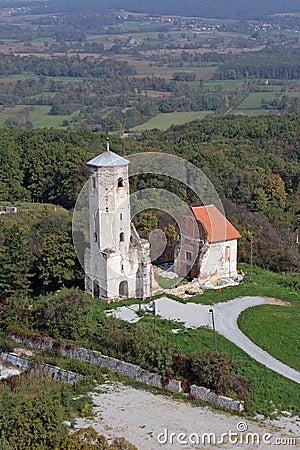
{"left": 191, "top": 204, "right": 241, "bottom": 243}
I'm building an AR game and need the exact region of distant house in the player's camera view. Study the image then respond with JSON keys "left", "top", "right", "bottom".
{"left": 174, "top": 204, "right": 241, "bottom": 283}
{"left": 0, "top": 206, "right": 17, "bottom": 215}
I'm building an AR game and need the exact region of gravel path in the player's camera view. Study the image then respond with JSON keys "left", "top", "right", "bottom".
{"left": 75, "top": 382, "right": 299, "bottom": 450}
{"left": 114, "top": 296, "right": 300, "bottom": 384}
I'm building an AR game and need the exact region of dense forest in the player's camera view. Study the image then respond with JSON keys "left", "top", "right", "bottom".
{"left": 25, "top": 0, "right": 300, "bottom": 20}
{"left": 215, "top": 48, "right": 300, "bottom": 80}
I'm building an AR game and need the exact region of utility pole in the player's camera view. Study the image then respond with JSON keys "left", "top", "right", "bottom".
{"left": 209, "top": 308, "right": 217, "bottom": 353}
{"left": 250, "top": 238, "right": 253, "bottom": 281}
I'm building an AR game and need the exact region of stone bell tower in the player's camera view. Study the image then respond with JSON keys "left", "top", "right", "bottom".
{"left": 84, "top": 140, "right": 153, "bottom": 302}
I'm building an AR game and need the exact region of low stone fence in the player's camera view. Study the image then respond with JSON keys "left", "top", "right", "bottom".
{"left": 0, "top": 352, "right": 82, "bottom": 384}
{"left": 7, "top": 332, "right": 244, "bottom": 411}
{"left": 7, "top": 333, "right": 182, "bottom": 394}
{"left": 190, "top": 385, "right": 244, "bottom": 412}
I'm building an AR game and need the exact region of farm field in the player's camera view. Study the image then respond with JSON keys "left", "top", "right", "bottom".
{"left": 131, "top": 111, "right": 211, "bottom": 131}
{"left": 238, "top": 92, "right": 276, "bottom": 109}
{"left": 231, "top": 109, "right": 270, "bottom": 116}
{"left": 0, "top": 105, "right": 79, "bottom": 128}
{"left": 135, "top": 65, "right": 218, "bottom": 79}
{"left": 0, "top": 6, "right": 298, "bottom": 131}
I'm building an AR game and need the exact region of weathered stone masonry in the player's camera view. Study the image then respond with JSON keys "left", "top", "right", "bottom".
{"left": 7, "top": 332, "right": 244, "bottom": 412}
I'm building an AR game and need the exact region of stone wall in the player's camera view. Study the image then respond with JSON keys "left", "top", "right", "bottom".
{"left": 7, "top": 333, "right": 244, "bottom": 411}
{"left": 0, "top": 352, "right": 81, "bottom": 384}
{"left": 7, "top": 333, "right": 182, "bottom": 394}
{"left": 190, "top": 385, "right": 244, "bottom": 412}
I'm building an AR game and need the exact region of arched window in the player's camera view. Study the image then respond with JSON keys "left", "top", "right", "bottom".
{"left": 120, "top": 232, "right": 125, "bottom": 242}
{"left": 118, "top": 177, "right": 124, "bottom": 187}
{"left": 119, "top": 280, "right": 128, "bottom": 297}
{"left": 225, "top": 246, "right": 230, "bottom": 261}
{"left": 93, "top": 280, "right": 100, "bottom": 298}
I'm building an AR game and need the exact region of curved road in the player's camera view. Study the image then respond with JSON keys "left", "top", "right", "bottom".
{"left": 214, "top": 296, "right": 300, "bottom": 384}
{"left": 152, "top": 296, "right": 300, "bottom": 384}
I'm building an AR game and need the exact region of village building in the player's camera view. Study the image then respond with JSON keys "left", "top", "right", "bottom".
{"left": 174, "top": 204, "right": 241, "bottom": 283}
{"left": 84, "top": 142, "right": 153, "bottom": 302}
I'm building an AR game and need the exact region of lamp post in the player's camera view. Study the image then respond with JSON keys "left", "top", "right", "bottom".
{"left": 209, "top": 308, "right": 217, "bottom": 353}
{"left": 250, "top": 237, "right": 253, "bottom": 281}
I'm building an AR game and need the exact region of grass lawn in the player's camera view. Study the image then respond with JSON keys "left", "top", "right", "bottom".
{"left": 27, "top": 106, "right": 78, "bottom": 128}
{"left": 238, "top": 92, "right": 275, "bottom": 109}
{"left": 155, "top": 275, "right": 183, "bottom": 289}
{"left": 238, "top": 304, "right": 300, "bottom": 371}
{"left": 0, "top": 105, "right": 26, "bottom": 125}
{"left": 231, "top": 109, "right": 270, "bottom": 116}
{"left": 136, "top": 66, "right": 218, "bottom": 76}
{"left": 135, "top": 312, "right": 300, "bottom": 416}
{"left": 0, "top": 72, "right": 37, "bottom": 79}
{"left": 0, "top": 105, "right": 79, "bottom": 128}
{"left": 281, "top": 91, "right": 300, "bottom": 98}
{"left": 131, "top": 111, "right": 211, "bottom": 131}
{"left": 203, "top": 79, "right": 245, "bottom": 90}
{"left": 189, "top": 265, "right": 300, "bottom": 305}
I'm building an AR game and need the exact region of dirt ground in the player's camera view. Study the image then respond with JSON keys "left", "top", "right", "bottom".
{"left": 74, "top": 382, "right": 300, "bottom": 449}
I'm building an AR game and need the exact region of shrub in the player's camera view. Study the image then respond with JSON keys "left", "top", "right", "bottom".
{"left": 190, "top": 350, "right": 248, "bottom": 399}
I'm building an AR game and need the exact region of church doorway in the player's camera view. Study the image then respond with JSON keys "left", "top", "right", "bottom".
{"left": 93, "top": 280, "right": 100, "bottom": 298}
{"left": 119, "top": 280, "right": 128, "bottom": 297}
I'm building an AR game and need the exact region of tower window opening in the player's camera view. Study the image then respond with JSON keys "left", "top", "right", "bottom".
{"left": 118, "top": 177, "right": 124, "bottom": 187}
{"left": 91, "top": 177, "right": 96, "bottom": 189}
{"left": 106, "top": 207, "right": 109, "bottom": 213}
{"left": 186, "top": 251, "right": 192, "bottom": 261}
{"left": 120, "top": 232, "right": 125, "bottom": 242}
{"left": 94, "top": 232, "right": 98, "bottom": 242}
{"left": 120, "top": 213, "right": 123, "bottom": 221}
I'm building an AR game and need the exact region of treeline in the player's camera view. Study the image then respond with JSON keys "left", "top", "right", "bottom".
{"left": 41, "top": 0, "right": 300, "bottom": 20}
{"left": 215, "top": 48, "right": 300, "bottom": 80}
{"left": 0, "top": 53, "right": 136, "bottom": 78}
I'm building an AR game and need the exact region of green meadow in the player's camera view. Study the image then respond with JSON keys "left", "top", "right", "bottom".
{"left": 0, "top": 105, "right": 79, "bottom": 128}
{"left": 131, "top": 110, "right": 211, "bottom": 131}
{"left": 238, "top": 92, "right": 275, "bottom": 109}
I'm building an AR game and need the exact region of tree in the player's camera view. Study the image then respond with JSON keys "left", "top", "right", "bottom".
{"left": 265, "top": 173, "right": 287, "bottom": 208}
{"left": 0, "top": 224, "right": 33, "bottom": 300}
{"left": 32, "top": 288, "right": 94, "bottom": 341}
{"left": 136, "top": 213, "right": 158, "bottom": 235}
{"left": 38, "top": 231, "right": 77, "bottom": 290}
{"left": 0, "top": 372, "right": 68, "bottom": 449}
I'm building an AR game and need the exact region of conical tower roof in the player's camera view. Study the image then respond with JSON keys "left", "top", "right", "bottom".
{"left": 87, "top": 140, "right": 129, "bottom": 167}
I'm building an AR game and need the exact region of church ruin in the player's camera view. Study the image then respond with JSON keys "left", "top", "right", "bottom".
{"left": 84, "top": 142, "right": 153, "bottom": 301}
